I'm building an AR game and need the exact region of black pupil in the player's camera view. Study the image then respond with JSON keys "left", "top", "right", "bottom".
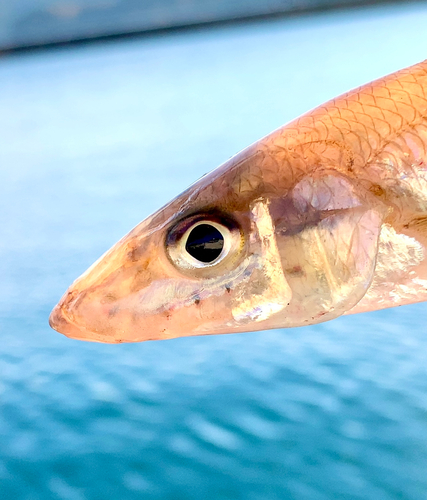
{"left": 185, "top": 224, "right": 224, "bottom": 263}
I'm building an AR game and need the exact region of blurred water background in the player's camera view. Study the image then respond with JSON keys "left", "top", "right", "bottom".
{"left": 0, "top": 0, "right": 417, "bottom": 51}
{"left": 1, "top": 2, "right": 427, "bottom": 499}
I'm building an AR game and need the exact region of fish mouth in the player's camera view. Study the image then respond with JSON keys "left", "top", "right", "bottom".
{"left": 49, "top": 298, "right": 109, "bottom": 343}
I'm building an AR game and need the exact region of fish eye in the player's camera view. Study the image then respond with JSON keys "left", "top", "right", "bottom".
{"left": 166, "top": 215, "right": 243, "bottom": 273}
{"left": 185, "top": 223, "right": 224, "bottom": 263}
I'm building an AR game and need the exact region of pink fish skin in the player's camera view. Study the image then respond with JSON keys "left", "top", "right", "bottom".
{"left": 50, "top": 61, "right": 427, "bottom": 343}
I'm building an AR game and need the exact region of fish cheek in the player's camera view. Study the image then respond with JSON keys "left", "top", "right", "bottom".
{"left": 118, "top": 278, "right": 237, "bottom": 340}
{"left": 228, "top": 199, "right": 292, "bottom": 325}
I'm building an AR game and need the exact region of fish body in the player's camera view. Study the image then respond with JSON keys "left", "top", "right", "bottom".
{"left": 50, "top": 60, "right": 427, "bottom": 343}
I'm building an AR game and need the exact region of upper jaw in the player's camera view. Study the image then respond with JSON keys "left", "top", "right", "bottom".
{"left": 49, "top": 299, "right": 114, "bottom": 343}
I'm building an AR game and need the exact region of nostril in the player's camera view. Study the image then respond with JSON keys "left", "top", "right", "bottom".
{"left": 63, "top": 289, "right": 79, "bottom": 308}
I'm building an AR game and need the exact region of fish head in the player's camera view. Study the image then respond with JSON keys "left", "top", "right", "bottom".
{"left": 49, "top": 140, "right": 388, "bottom": 343}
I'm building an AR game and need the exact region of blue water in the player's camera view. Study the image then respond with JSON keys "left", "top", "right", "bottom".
{"left": 1, "top": 4, "right": 427, "bottom": 499}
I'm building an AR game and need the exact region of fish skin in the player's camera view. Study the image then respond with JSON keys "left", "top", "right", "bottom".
{"left": 50, "top": 60, "right": 427, "bottom": 343}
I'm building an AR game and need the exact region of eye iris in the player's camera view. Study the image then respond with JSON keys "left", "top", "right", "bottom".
{"left": 185, "top": 224, "right": 224, "bottom": 263}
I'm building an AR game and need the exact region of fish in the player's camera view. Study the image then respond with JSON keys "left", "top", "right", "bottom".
{"left": 49, "top": 60, "right": 427, "bottom": 343}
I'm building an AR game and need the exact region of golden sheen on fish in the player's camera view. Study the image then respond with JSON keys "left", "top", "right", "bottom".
{"left": 49, "top": 61, "right": 427, "bottom": 343}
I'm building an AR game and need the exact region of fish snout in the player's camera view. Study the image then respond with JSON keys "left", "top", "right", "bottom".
{"left": 49, "top": 291, "right": 83, "bottom": 338}
{"left": 49, "top": 288, "right": 109, "bottom": 343}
